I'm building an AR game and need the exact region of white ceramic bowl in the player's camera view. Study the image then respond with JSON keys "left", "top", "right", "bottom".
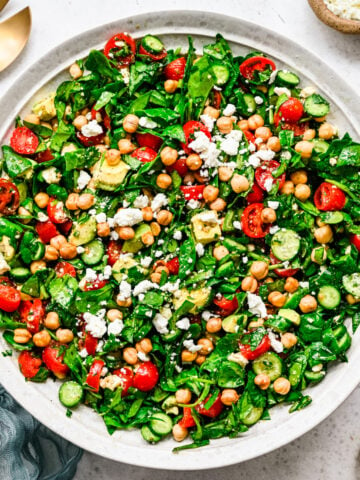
{"left": 0, "top": 11, "right": 359, "bottom": 471}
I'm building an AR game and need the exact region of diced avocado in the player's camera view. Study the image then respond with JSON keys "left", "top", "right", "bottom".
{"left": 92, "top": 158, "right": 130, "bottom": 191}
{"left": 68, "top": 217, "right": 97, "bottom": 246}
{"left": 0, "top": 236, "right": 15, "bottom": 262}
{"left": 173, "top": 286, "right": 212, "bottom": 314}
{"left": 0, "top": 252, "right": 10, "bottom": 275}
{"left": 112, "top": 254, "right": 149, "bottom": 282}
{"left": 222, "top": 314, "right": 243, "bottom": 333}
{"left": 32, "top": 92, "right": 57, "bottom": 120}
{"left": 278, "top": 308, "right": 301, "bottom": 326}
{"left": 161, "top": 395, "right": 179, "bottom": 415}
{"left": 191, "top": 212, "right": 221, "bottom": 245}
{"left": 16, "top": 182, "right": 28, "bottom": 203}
{"left": 122, "top": 224, "right": 151, "bottom": 254}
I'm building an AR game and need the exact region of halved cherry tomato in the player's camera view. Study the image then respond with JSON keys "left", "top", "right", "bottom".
{"left": 180, "top": 185, "right": 205, "bottom": 201}
{"left": 107, "top": 240, "right": 123, "bottom": 266}
{"left": 270, "top": 252, "right": 299, "bottom": 277}
{"left": 138, "top": 44, "right": 167, "bottom": 61}
{"left": 166, "top": 256, "right": 180, "bottom": 275}
{"left": 0, "top": 284, "right": 21, "bottom": 312}
{"left": 36, "top": 220, "right": 59, "bottom": 243}
{"left": 164, "top": 57, "right": 186, "bottom": 80}
{"left": 55, "top": 261, "right": 77, "bottom": 278}
{"left": 213, "top": 294, "right": 238, "bottom": 316}
{"left": 167, "top": 157, "right": 188, "bottom": 177}
{"left": 83, "top": 276, "right": 108, "bottom": 291}
{"left": 84, "top": 332, "right": 98, "bottom": 356}
{"left": 10, "top": 126, "right": 39, "bottom": 155}
{"left": 47, "top": 198, "right": 68, "bottom": 224}
{"left": 104, "top": 33, "right": 136, "bottom": 67}
{"left": 246, "top": 183, "right": 264, "bottom": 204}
{"left": 136, "top": 132, "right": 163, "bottom": 151}
{"left": 274, "top": 113, "right": 309, "bottom": 136}
{"left": 277, "top": 97, "right": 304, "bottom": 123}
{"left": 243, "top": 129, "right": 256, "bottom": 146}
{"left": 58, "top": 219, "right": 73, "bottom": 236}
{"left": 350, "top": 235, "right": 360, "bottom": 252}
{"left": 182, "top": 120, "right": 211, "bottom": 154}
{"left": 239, "top": 334, "right": 271, "bottom": 360}
{"left": 86, "top": 359, "right": 105, "bottom": 392}
{"left": 42, "top": 345, "right": 69, "bottom": 378}
{"left": 255, "top": 160, "right": 286, "bottom": 192}
{"left": 195, "top": 393, "right": 224, "bottom": 418}
{"left": 178, "top": 407, "right": 196, "bottom": 428}
{"left": 76, "top": 131, "right": 105, "bottom": 147}
{"left": 239, "top": 56, "right": 276, "bottom": 82}
{"left": 131, "top": 146, "right": 157, "bottom": 163}
{"left": 133, "top": 361, "right": 159, "bottom": 391}
{"left": 113, "top": 367, "right": 134, "bottom": 396}
{"left": 241, "top": 203, "right": 270, "bottom": 238}
{"left": 36, "top": 148, "right": 55, "bottom": 163}
{"left": 18, "top": 351, "right": 42, "bottom": 379}
{"left": 0, "top": 179, "right": 20, "bottom": 215}
{"left": 91, "top": 107, "right": 111, "bottom": 131}
{"left": 212, "top": 90, "right": 222, "bottom": 109}
{"left": 19, "top": 299, "right": 45, "bottom": 334}
{"left": 313, "top": 182, "right": 346, "bottom": 211}
{"left": 0, "top": 276, "right": 14, "bottom": 287}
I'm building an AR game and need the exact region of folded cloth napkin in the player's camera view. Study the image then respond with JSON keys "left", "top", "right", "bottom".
{"left": 0, "top": 385, "right": 82, "bottom": 480}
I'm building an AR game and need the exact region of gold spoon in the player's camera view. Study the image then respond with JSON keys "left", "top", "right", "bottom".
{"left": 0, "top": 6, "right": 31, "bottom": 72}
{"left": 0, "top": 0, "right": 9, "bottom": 13}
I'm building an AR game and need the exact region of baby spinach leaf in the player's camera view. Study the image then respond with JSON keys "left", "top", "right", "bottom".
{"left": 2, "top": 146, "right": 34, "bottom": 178}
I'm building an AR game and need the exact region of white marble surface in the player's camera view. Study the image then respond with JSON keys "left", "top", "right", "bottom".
{"left": 0, "top": 0, "right": 359, "bottom": 478}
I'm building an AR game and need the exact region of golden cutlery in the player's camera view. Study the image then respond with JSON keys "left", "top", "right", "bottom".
{"left": 0, "top": 0, "right": 9, "bottom": 13}
{"left": 0, "top": 6, "right": 31, "bottom": 72}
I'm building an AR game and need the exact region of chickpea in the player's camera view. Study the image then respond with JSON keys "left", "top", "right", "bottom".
{"left": 175, "top": 389, "right": 192, "bottom": 404}
{"left": 261, "top": 207, "right": 276, "bottom": 224}
{"left": 210, "top": 198, "right": 226, "bottom": 212}
{"left": 197, "top": 338, "right": 214, "bottom": 356}
{"left": 73, "top": 115, "right": 87, "bottom": 130}
{"left": 164, "top": 79, "right": 178, "bottom": 93}
{"left": 116, "top": 296, "right": 132, "bottom": 308}
{"left": 284, "top": 277, "right": 299, "bottom": 293}
{"left": 250, "top": 261, "right": 269, "bottom": 280}
{"left": 216, "top": 116, "right": 233, "bottom": 134}
{"left": 14, "top": 328, "right": 32, "bottom": 344}
{"left": 183, "top": 173, "right": 195, "bottom": 184}
{"left": 255, "top": 126, "right": 272, "bottom": 142}
{"left": 268, "top": 291, "right": 287, "bottom": 307}
{"left": 230, "top": 174, "right": 249, "bottom": 194}
{"left": 273, "top": 377, "right": 291, "bottom": 395}
{"left": 105, "top": 149, "right": 121, "bottom": 166}
{"left": 195, "top": 354, "right": 206, "bottom": 366}
{"left": 267, "top": 136, "right": 281, "bottom": 152}
{"left": 248, "top": 319, "right": 264, "bottom": 329}
{"left": 241, "top": 276, "right": 258, "bottom": 293}
{"left": 69, "top": 62, "right": 83, "bottom": 79}
{"left": 280, "top": 180, "right": 295, "bottom": 195}
{"left": 318, "top": 122, "right": 336, "bottom": 140}
{"left": 181, "top": 349, "right": 197, "bottom": 362}
{"left": 150, "top": 272, "right": 161, "bottom": 283}
{"left": 160, "top": 146, "right": 178, "bottom": 166}
{"left": 295, "top": 140, "right": 313, "bottom": 159}
{"left": 290, "top": 170, "right": 308, "bottom": 185}
{"left": 65, "top": 193, "right": 79, "bottom": 210}
{"left": 155, "top": 265, "right": 169, "bottom": 276}
{"left": 44, "top": 311, "right": 61, "bottom": 330}
{"left": 314, "top": 225, "right": 333, "bottom": 244}
{"left": 299, "top": 295, "right": 317, "bottom": 313}
{"left": 118, "top": 138, "right": 136, "bottom": 154}
{"left": 156, "top": 173, "right": 172, "bottom": 190}
{"left": 94, "top": 144, "right": 107, "bottom": 154}
{"left": 107, "top": 309, "right": 123, "bottom": 322}
{"left": 294, "top": 184, "right": 311, "bottom": 201}
{"left": 316, "top": 217, "right": 327, "bottom": 228}
{"left": 78, "top": 193, "right": 95, "bottom": 210}
{"left": 24, "top": 113, "right": 40, "bottom": 125}
{"left": 30, "top": 260, "right": 46, "bottom": 274}
{"left": 157, "top": 210, "right": 173, "bottom": 226}
{"left": 186, "top": 154, "right": 202, "bottom": 171}
{"left": 136, "top": 338, "right": 153, "bottom": 354}
{"left": 123, "top": 347, "right": 138, "bottom": 365}
{"left": 142, "top": 231, "right": 155, "bottom": 245}
{"left": 116, "top": 227, "right": 135, "bottom": 241}
{"left": 248, "top": 114, "right": 264, "bottom": 130}
{"left": 44, "top": 245, "right": 59, "bottom": 262}
{"left": 238, "top": 119, "right": 249, "bottom": 131}
{"left": 33, "top": 330, "right": 51, "bottom": 348}
{"left": 97, "top": 222, "right": 110, "bottom": 237}
{"left": 254, "top": 373, "right": 271, "bottom": 390}
{"left": 56, "top": 328, "right": 74, "bottom": 344}
{"left": 34, "top": 192, "right": 50, "bottom": 209}
{"left": 311, "top": 247, "right": 327, "bottom": 265}
{"left": 303, "top": 128, "right": 316, "bottom": 141}
{"left": 213, "top": 245, "right": 229, "bottom": 261}
{"left": 18, "top": 206, "right": 31, "bottom": 223}
{"left": 59, "top": 243, "right": 77, "bottom": 259}
{"left": 172, "top": 424, "right": 188, "bottom": 442}
{"left": 221, "top": 389, "right": 239, "bottom": 406}
{"left": 314, "top": 115, "right": 327, "bottom": 123}
{"left": 203, "top": 106, "right": 220, "bottom": 119}
{"left": 206, "top": 317, "right": 222, "bottom": 333}
{"left": 281, "top": 332, "right": 298, "bottom": 349}
{"left": 123, "top": 114, "right": 139, "bottom": 133}
{"left": 50, "top": 235, "right": 67, "bottom": 250}
{"left": 218, "top": 166, "right": 233, "bottom": 182}
{"left": 200, "top": 185, "right": 218, "bottom": 204}
{"left": 139, "top": 207, "right": 152, "bottom": 223}
{"left": 346, "top": 294, "right": 360, "bottom": 305}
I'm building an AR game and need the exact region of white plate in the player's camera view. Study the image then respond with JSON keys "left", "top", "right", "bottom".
{"left": 0, "top": 11, "right": 359, "bottom": 471}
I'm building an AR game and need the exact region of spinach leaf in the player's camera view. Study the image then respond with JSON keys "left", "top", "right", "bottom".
{"left": 50, "top": 121, "right": 74, "bottom": 152}
{"left": 178, "top": 237, "right": 196, "bottom": 279}
{"left": 85, "top": 50, "right": 119, "bottom": 80}
{"left": 64, "top": 147, "right": 100, "bottom": 170}
{"left": 48, "top": 275, "right": 78, "bottom": 309}
{"left": 2, "top": 146, "right": 34, "bottom": 178}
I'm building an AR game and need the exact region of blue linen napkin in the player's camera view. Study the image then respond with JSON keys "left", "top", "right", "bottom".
{"left": 0, "top": 385, "right": 82, "bottom": 480}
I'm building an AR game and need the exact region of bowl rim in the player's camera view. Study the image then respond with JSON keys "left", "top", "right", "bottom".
{"left": 0, "top": 9, "right": 360, "bottom": 470}
{"left": 308, "top": 0, "right": 360, "bottom": 33}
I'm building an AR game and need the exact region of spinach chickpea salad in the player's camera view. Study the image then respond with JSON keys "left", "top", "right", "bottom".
{"left": 0, "top": 31, "right": 359, "bottom": 451}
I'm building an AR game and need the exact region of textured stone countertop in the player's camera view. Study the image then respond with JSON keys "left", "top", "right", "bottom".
{"left": 0, "top": 1, "right": 359, "bottom": 478}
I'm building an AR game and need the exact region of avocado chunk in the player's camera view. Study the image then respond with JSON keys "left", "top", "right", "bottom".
{"left": 68, "top": 217, "right": 97, "bottom": 246}
{"left": 92, "top": 157, "right": 130, "bottom": 191}
{"left": 112, "top": 254, "right": 149, "bottom": 282}
{"left": 0, "top": 236, "right": 15, "bottom": 262}
{"left": 32, "top": 93, "right": 56, "bottom": 120}
{"left": 173, "top": 286, "right": 212, "bottom": 314}
{"left": 191, "top": 211, "right": 221, "bottom": 245}
{"left": 122, "top": 224, "right": 151, "bottom": 253}
{"left": 222, "top": 314, "right": 243, "bottom": 333}
{"left": 278, "top": 308, "right": 301, "bottom": 326}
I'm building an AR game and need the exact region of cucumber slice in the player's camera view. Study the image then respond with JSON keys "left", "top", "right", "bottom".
{"left": 212, "top": 64, "right": 230, "bottom": 86}
{"left": 342, "top": 272, "right": 360, "bottom": 298}
{"left": 149, "top": 412, "right": 173, "bottom": 436}
{"left": 276, "top": 70, "right": 300, "bottom": 87}
{"left": 81, "top": 239, "right": 105, "bottom": 266}
{"left": 317, "top": 285, "right": 341, "bottom": 309}
{"left": 238, "top": 392, "right": 264, "bottom": 426}
{"left": 243, "top": 94, "right": 257, "bottom": 115}
{"left": 319, "top": 211, "right": 343, "bottom": 224}
{"left": 59, "top": 381, "right": 83, "bottom": 408}
{"left": 252, "top": 352, "right": 283, "bottom": 381}
{"left": 278, "top": 308, "right": 301, "bottom": 326}
{"left": 271, "top": 229, "right": 300, "bottom": 261}
{"left": 304, "top": 94, "right": 330, "bottom": 118}
{"left": 141, "top": 35, "right": 165, "bottom": 54}
{"left": 304, "top": 370, "right": 325, "bottom": 384}
{"left": 312, "top": 139, "right": 329, "bottom": 154}
{"left": 222, "top": 314, "right": 242, "bottom": 333}
{"left": 141, "top": 425, "right": 162, "bottom": 443}
{"left": 10, "top": 267, "right": 31, "bottom": 283}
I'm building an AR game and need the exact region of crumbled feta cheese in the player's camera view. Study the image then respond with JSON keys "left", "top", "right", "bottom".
{"left": 299, "top": 281, "right": 310, "bottom": 289}
{"left": 77, "top": 170, "right": 91, "bottom": 190}
{"left": 79, "top": 348, "right": 88, "bottom": 358}
{"left": 139, "top": 117, "right": 158, "bottom": 129}
{"left": 200, "top": 114, "right": 216, "bottom": 132}
{"left": 183, "top": 339, "right": 202, "bottom": 353}
{"left": 220, "top": 130, "right": 243, "bottom": 156}
{"left": 268, "top": 69, "right": 278, "bottom": 84}
{"left": 268, "top": 330, "right": 284, "bottom": 353}
{"left": 222, "top": 103, "right": 236, "bottom": 116}
{"left": 263, "top": 177, "right": 274, "bottom": 192}
{"left": 188, "top": 131, "right": 221, "bottom": 168}
{"left": 76, "top": 246, "right": 85, "bottom": 254}
{"left": 312, "top": 363, "right": 324, "bottom": 372}
{"left": 42, "top": 167, "right": 61, "bottom": 184}
{"left": 227, "top": 352, "right": 249, "bottom": 367}
{"left": 242, "top": 256, "right": 249, "bottom": 264}
{"left": 254, "top": 96, "right": 264, "bottom": 105}
{"left": 176, "top": 317, "right": 191, "bottom": 330}
{"left": 154, "top": 250, "right": 163, "bottom": 258}
{"left": 268, "top": 201, "right": 279, "bottom": 210}
{"left": 269, "top": 225, "right": 280, "bottom": 235}
{"left": 137, "top": 351, "right": 150, "bottom": 361}
{"left": 300, "top": 86, "right": 317, "bottom": 98}
{"left": 110, "top": 231, "right": 119, "bottom": 241}
{"left": 120, "top": 67, "right": 130, "bottom": 84}
{"left": 84, "top": 268, "right": 98, "bottom": 282}
{"left": 233, "top": 220, "right": 242, "bottom": 230}
{"left": 329, "top": 157, "right": 337, "bottom": 166}
{"left": 114, "top": 208, "right": 143, "bottom": 227}
{"left": 133, "top": 195, "right": 149, "bottom": 208}
{"left": 247, "top": 292, "right": 267, "bottom": 318}
{"left": 187, "top": 199, "right": 201, "bottom": 209}
{"left": 151, "top": 193, "right": 168, "bottom": 211}
{"left": 160, "top": 279, "right": 180, "bottom": 293}
{"left": 274, "top": 86, "right": 291, "bottom": 97}
{"left": 99, "top": 265, "right": 112, "bottom": 280}
{"left": 202, "top": 311, "right": 212, "bottom": 321}
{"left": 257, "top": 149, "right": 276, "bottom": 161}
{"left": 81, "top": 120, "right": 103, "bottom": 137}
{"left": 173, "top": 230, "right": 183, "bottom": 241}
{"left": 37, "top": 212, "right": 48, "bottom": 222}
{"left": 133, "top": 280, "right": 158, "bottom": 296}
{"left": 197, "top": 210, "right": 218, "bottom": 224}
{"left": 140, "top": 256, "right": 152, "bottom": 268}
{"left": 247, "top": 154, "right": 262, "bottom": 168}
{"left": 0, "top": 253, "right": 10, "bottom": 275}
{"left": 118, "top": 280, "right": 132, "bottom": 300}
{"left": 153, "top": 313, "right": 169, "bottom": 334}
{"left": 95, "top": 212, "right": 107, "bottom": 223}
{"left": 84, "top": 309, "right": 107, "bottom": 338}
{"left": 195, "top": 243, "right": 205, "bottom": 257}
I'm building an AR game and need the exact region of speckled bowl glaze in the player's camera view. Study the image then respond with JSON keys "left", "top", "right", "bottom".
{"left": 0, "top": 11, "right": 360, "bottom": 471}
{"left": 308, "top": 0, "right": 360, "bottom": 33}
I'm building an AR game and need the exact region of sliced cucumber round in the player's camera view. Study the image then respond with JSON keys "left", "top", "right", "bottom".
{"left": 141, "top": 425, "right": 162, "bottom": 443}
{"left": 304, "top": 94, "right": 330, "bottom": 118}
{"left": 149, "top": 412, "right": 173, "bottom": 436}
{"left": 317, "top": 285, "right": 341, "bottom": 309}
{"left": 59, "top": 381, "right": 83, "bottom": 408}
{"left": 271, "top": 229, "right": 300, "bottom": 261}
{"left": 343, "top": 272, "right": 360, "bottom": 298}
{"left": 276, "top": 70, "right": 300, "bottom": 87}
{"left": 81, "top": 239, "right": 105, "bottom": 266}
{"left": 10, "top": 267, "right": 31, "bottom": 283}
{"left": 239, "top": 392, "right": 263, "bottom": 426}
{"left": 252, "top": 352, "right": 283, "bottom": 381}
{"left": 141, "top": 35, "right": 165, "bottom": 54}
{"left": 212, "top": 64, "right": 230, "bottom": 86}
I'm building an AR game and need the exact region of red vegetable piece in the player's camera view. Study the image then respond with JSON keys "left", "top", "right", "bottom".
{"left": 350, "top": 234, "right": 360, "bottom": 252}
{"left": 239, "top": 56, "right": 276, "bottom": 81}
{"left": 164, "top": 57, "right": 186, "bottom": 80}
{"left": 278, "top": 97, "right": 304, "bottom": 123}
{"left": 113, "top": 367, "right": 134, "bottom": 396}
{"left": 255, "top": 160, "right": 286, "bottom": 192}
{"left": 246, "top": 183, "right": 264, "bottom": 204}
{"left": 104, "top": 33, "right": 136, "bottom": 67}
{"left": 241, "top": 203, "right": 270, "bottom": 239}
{"left": 84, "top": 332, "right": 98, "bottom": 356}
{"left": 182, "top": 120, "right": 211, "bottom": 154}
{"left": 0, "top": 179, "right": 20, "bottom": 215}
{"left": 55, "top": 261, "right": 77, "bottom": 278}
{"left": 313, "top": 182, "right": 346, "bottom": 211}
{"left": 133, "top": 361, "right": 159, "bottom": 391}
{"left": 36, "top": 148, "right": 55, "bottom": 163}
{"left": 167, "top": 158, "right": 188, "bottom": 177}
{"left": 239, "top": 335, "right": 271, "bottom": 360}
{"left": 76, "top": 131, "right": 105, "bottom": 147}
{"left": 138, "top": 44, "right": 167, "bottom": 61}
{"left": 180, "top": 185, "right": 205, "bottom": 201}
{"left": 270, "top": 252, "right": 299, "bottom": 278}
{"left": 178, "top": 407, "right": 196, "bottom": 428}
{"left": 19, "top": 299, "right": 45, "bottom": 334}
{"left": 0, "top": 284, "right": 21, "bottom": 312}
{"left": 107, "top": 240, "right": 123, "bottom": 266}
{"left": 136, "top": 132, "right": 163, "bottom": 151}
{"left": 42, "top": 346, "right": 69, "bottom": 379}
{"left": 195, "top": 393, "right": 224, "bottom": 418}
{"left": 83, "top": 276, "right": 108, "bottom": 291}
{"left": 166, "top": 257, "right": 180, "bottom": 275}
{"left": 86, "top": 359, "right": 105, "bottom": 392}
{"left": 36, "top": 220, "right": 59, "bottom": 243}
{"left": 213, "top": 294, "right": 239, "bottom": 316}
{"left": 131, "top": 146, "right": 157, "bottom": 163}
{"left": 10, "top": 126, "right": 39, "bottom": 155}
{"left": 47, "top": 198, "right": 68, "bottom": 224}
{"left": 243, "top": 130, "right": 256, "bottom": 146}
{"left": 18, "top": 351, "right": 42, "bottom": 379}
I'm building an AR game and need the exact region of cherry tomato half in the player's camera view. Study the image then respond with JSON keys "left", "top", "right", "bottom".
{"left": 0, "top": 284, "right": 21, "bottom": 312}
{"left": 239, "top": 56, "right": 276, "bottom": 82}
{"left": 241, "top": 203, "right": 270, "bottom": 239}
{"left": 167, "top": 158, "right": 188, "bottom": 177}
{"left": 83, "top": 276, "right": 108, "bottom": 291}
{"left": 313, "top": 182, "right": 346, "bottom": 211}
{"left": 239, "top": 334, "right": 271, "bottom": 360}
{"left": 180, "top": 185, "right": 205, "bottom": 201}
{"left": 42, "top": 346, "right": 70, "bottom": 379}
{"left": 36, "top": 148, "right": 55, "bottom": 163}
{"left": 163, "top": 57, "right": 186, "bottom": 80}
{"left": 76, "top": 131, "right": 105, "bottom": 147}
{"left": 195, "top": 393, "right": 224, "bottom": 418}
{"left": 136, "top": 132, "right": 163, "bottom": 151}
{"left": 104, "top": 33, "right": 136, "bottom": 67}
{"left": 84, "top": 332, "right": 98, "bottom": 356}
{"left": 243, "top": 129, "right": 256, "bottom": 146}
{"left": 255, "top": 160, "right": 286, "bottom": 192}
{"left": 86, "top": 359, "right": 105, "bottom": 392}
{"left": 55, "top": 261, "right": 77, "bottom": 278}
{"left": 178, "top": 407, "right": 196, "bottom": 428}
{"left": 10, "top": 126, "right": 39, "bottom": 155}
{"left": 212, "top": 90, "right": 222, "bottom": 109}
{"left": 0, "top": 179, "right": 20, "bottom": 215}
{"left": 91, "top": 107, "right": 111, "bottom": 131}
{"left": 18, "top": 351, "right": 42, "bottom": 379}
{"left": 166, "top": 257, "right": 180, "bottom": 275}
{"left": 246, "top": 183, "right": 264, "bottom": 204}
{"left": 133, "top": 361, "right": 159, "bottom": 392}
{"left": 277, "top": 97, "right": 304, "bottom": 123}
{"left": 107, "top": 240, "right": 123, "bottom": 266}
{"left": 131, "top": 146, "right": 157, "bottom": 163}
{"left": 113, "top": 367, "right": 134, "bottom": 396}
{"left": 213, "top": 294, "right": 239, "bottom": 316}
{"left": 274, "top": 113, "right": 309, "bottom": 136}
{"left": 36, "top": 220, "right": 59, "bottom": 243}
{"left": 270, "top": 251, "right": 300, "bottom": 278}
{"left": 182, "top": 120, "right": 211, "bottom": 154}
{"left": 350, "top": 235, "right": 360, "bottom": 252}
{"left": 138, "top": 44, "right": 167, "bottom": 61}
{"left": 47, "top": 198, "right": 69, "bottom": 224}
{"left": 19, "top": 299, "right": 45, "bottom": 334}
